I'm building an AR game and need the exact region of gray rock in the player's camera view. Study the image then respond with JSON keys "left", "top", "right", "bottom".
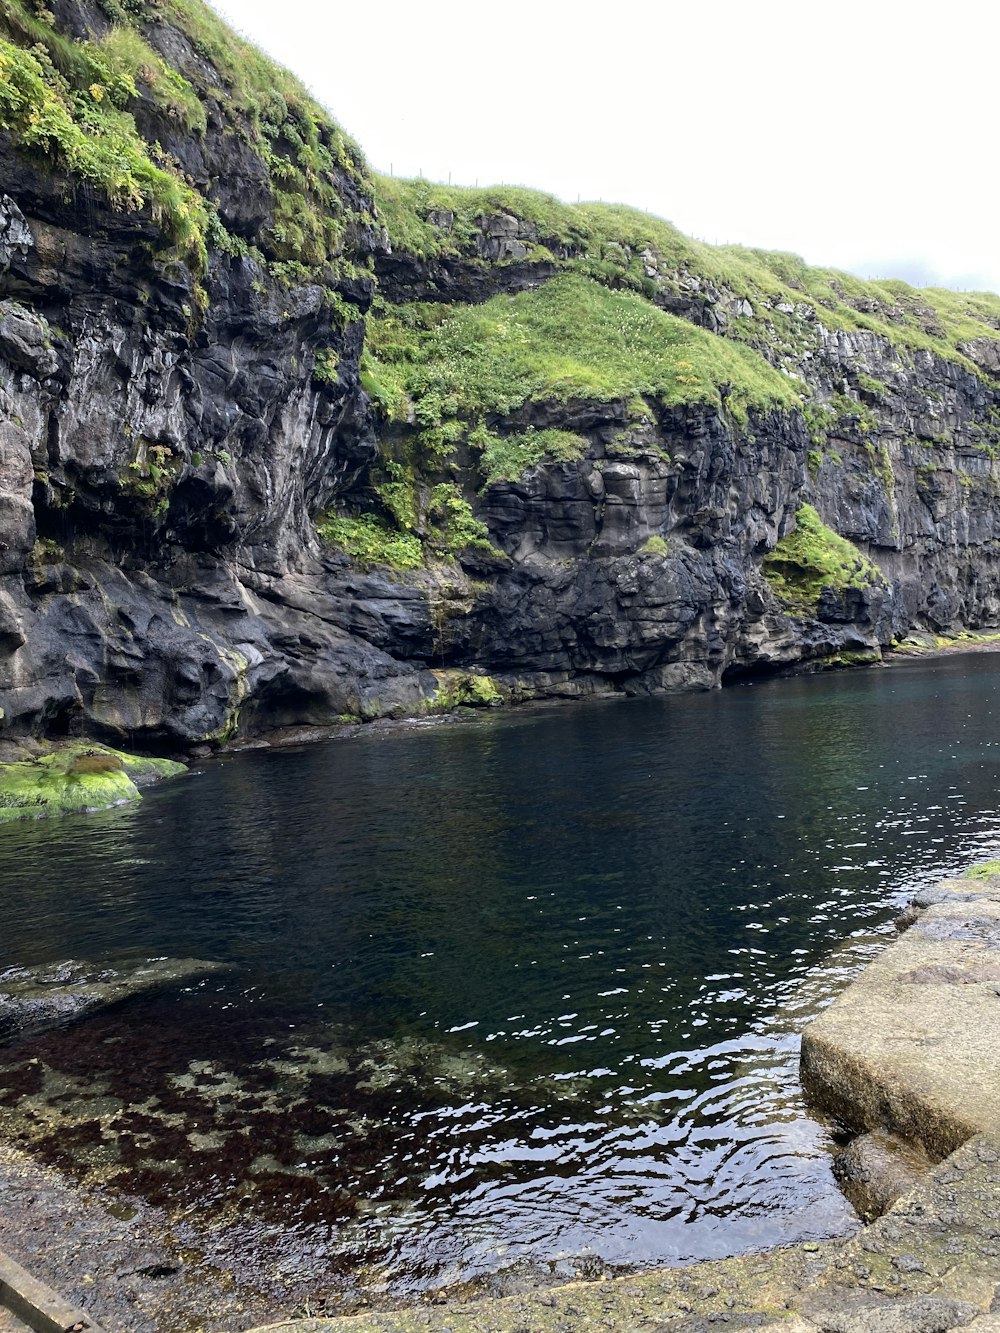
{"left": 0, "top": 957, "right": 228, "bottom": 1044}
{"left": 833, "top": 1129, "right": 932, "bottom": 1219}
{"left": 0, "top": 195, "right": 31, "bottom": 275}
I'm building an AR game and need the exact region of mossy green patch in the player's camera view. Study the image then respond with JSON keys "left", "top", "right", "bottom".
{"left": 0, "top": 742, "right": 185, "bottom": 823}
{"left": 967, "top": 859, "right": 1000, "bottom": 880}
{"left": 316, "top": 513, "right": 423, "bottom": 570}
{"left": 365, "top": 273, "right": 801, "bottom": 447}
{"left": 763, "top": 504, "right": 885, "bottom": 615}
{"left": 429, "top": 670, "right": 505, "bottom": 710}
{"left": 375, "top": 176, "right": 1000, "bottom": 377}
{"left": 475, "top": 426, "right": 589, "bottom": 484}
{"left": 641, "top": 535, "right": 671, "bottom": 557}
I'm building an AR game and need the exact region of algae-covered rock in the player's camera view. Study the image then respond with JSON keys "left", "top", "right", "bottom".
{"left": 0, "top": 742, "right": 185, "bottom": 823}
{"left": 832, "top": 1129, "right": 932, "bottom": 1221}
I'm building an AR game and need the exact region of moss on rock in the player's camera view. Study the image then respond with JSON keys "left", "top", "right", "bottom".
{"left": 0, "top": 742, "right": 185, "bottom": 823}
{"left": 429, "top": 670, "right": 505, "bottom": 710}
{"left": 763, "top": 504, "right": 886, "bottom": 615}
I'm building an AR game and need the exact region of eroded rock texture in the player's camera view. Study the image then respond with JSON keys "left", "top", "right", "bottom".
{"left": 1, "top": 6, "right": 999, "bottom": 751}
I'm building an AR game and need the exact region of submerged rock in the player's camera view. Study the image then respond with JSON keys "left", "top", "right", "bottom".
{"left": 0, "top": 957, "right": 227, "bottom": 1044}
{"left": 832, "top": 1129, "right": 932, "bottom": 1220}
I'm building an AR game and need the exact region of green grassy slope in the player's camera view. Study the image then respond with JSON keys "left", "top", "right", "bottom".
{"left": 374, "top": 176, "right": 1000, "bottom": 374}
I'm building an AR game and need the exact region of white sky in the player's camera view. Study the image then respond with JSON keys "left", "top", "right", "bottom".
{"left": 209, "top": 0, "right": 1000, "bottom": 294}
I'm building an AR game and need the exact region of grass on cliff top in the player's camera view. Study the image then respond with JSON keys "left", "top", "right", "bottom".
{"left": 0, "top": 0, "right": 371, "bottom": 279}
{"left": 157, "top": 0, "right": 372, "bottom": 273}
{"left": 375, "top": 176, "right": 1000, "bottom": 375}
{"left": 763, "top": 504, "right": 885, "bottom": 615}
{"left": 364, "top": 273, "right": 802, "bottom": 438}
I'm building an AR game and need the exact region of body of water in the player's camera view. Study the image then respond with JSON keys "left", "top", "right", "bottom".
{"left": 2, "top": 653, "right": 1000, "bottom": 1306}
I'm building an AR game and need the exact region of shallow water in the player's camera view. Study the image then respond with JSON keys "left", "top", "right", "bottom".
{"left": 3, "top": 654, "right": 1000, "bottom": 1306}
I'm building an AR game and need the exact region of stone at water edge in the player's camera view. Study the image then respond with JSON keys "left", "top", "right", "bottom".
{"left": 0, "top": 957, "right": 229, "bottom": 1044}
{"left": 0, "top": 741, "right": 186, "bottom": 824}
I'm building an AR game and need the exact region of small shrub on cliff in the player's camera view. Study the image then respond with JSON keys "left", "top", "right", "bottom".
{"left": 317, "top": 514, "right": 423, "bottom": 571}
{"left": 426, "top": 483, "right": 493, "bottom": 555}
{"left": 474, "top": 426, "right": 589, "bottom": 483}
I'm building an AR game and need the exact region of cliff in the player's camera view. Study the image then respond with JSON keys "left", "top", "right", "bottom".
{"left": 1, "top": 0, "right": 999, "bottom": 750}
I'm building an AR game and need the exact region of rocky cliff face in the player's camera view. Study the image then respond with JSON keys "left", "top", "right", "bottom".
{"left": 1, "top": 5, "right": 999, "bottom": 752}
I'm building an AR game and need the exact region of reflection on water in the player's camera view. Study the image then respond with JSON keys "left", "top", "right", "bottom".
{"left": 2, "top": 654, "right": 1000, "bottom": 1306}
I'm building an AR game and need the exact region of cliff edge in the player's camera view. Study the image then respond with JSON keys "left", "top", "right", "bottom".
{"left": 2, "top": 1, "right": 1000, "bottom": 750}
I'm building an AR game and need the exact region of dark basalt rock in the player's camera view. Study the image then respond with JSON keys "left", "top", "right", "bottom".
{"left": 1, "top": 13, "right": 999, "bottom": 752}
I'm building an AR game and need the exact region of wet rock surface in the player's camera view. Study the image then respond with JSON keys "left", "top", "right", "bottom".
{"left": 0, "top": 958, "right": 227, "bottom": 1044}
{"left": 801, "top": 874, "right": 1000, "bottom": 1158}
{"left": 0, "top": 1137, "right": 282, "bottom": 1333}
{"left": 832, "top": 1130, "right": 932, "bottom": 1221}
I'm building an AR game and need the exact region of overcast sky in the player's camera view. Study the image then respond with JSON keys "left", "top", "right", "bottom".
{"left": 209, "top": 0, "right": 999, "bottom": 295}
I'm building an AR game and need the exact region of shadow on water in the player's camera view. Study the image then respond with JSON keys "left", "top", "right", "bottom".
{"left": 3, "top": 653, "right": 1000, "bottom": 1304}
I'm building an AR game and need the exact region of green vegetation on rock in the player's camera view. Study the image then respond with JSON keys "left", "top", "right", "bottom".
{"left": 641, "top": 535, "right": 671, "bottom": 557}
{"left": 317, "top": 485, "right": 497, "bottom": 569}
{"left": 316, "top": 513, "right": 423, "bottom": 570}
{"left": 474, "top": 426, "right": 590, "bottom": 484}
{"left": 966, "top": 859, "right": 1000, "bottom": 880}
{"left": 763, "top": 504, "right": 885, "bottom": 614}
{"left": 0, "top": 742, "right": 185, "bottom": 823}
{"left": 365, "top": 273, "right": 801, "bottom": 440}
{"left": 429, "top": 670, "right": 505, "bottom": 710}
{"left": 0, "top": 26, "right": 209, "bottom": 262}
{"left": 0, "top": 0, "right": 372, "bottom": 282}
{"left": 375, "top": 175, "right": 1000, "bottom": 375}
{"left": 351, "top": 273, "right": 801, "bottom": 572}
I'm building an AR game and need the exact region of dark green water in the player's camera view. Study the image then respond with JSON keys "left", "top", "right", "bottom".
{"left": 3, "top": 653, "right": 1000, "bottom": 1305}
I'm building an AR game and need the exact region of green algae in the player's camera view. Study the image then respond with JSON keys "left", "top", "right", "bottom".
{"left": 427, "top": 670, "right": 505, "bottom": 711}
{"left": 966, "top": 859, "right": 1000, "bottom": 879}
{"left": 0, "top": 742, "right": 185, "bottom": 823}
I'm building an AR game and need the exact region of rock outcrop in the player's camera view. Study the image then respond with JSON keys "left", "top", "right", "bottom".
{"left": 801, "top": 870, "right": 1000, "bottom": 1159}
{"left": 0, "top": 956, "right": 226, "bottom": 1043}
{"left": 1, "top": 5, "right": 999, "bottom": 752}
